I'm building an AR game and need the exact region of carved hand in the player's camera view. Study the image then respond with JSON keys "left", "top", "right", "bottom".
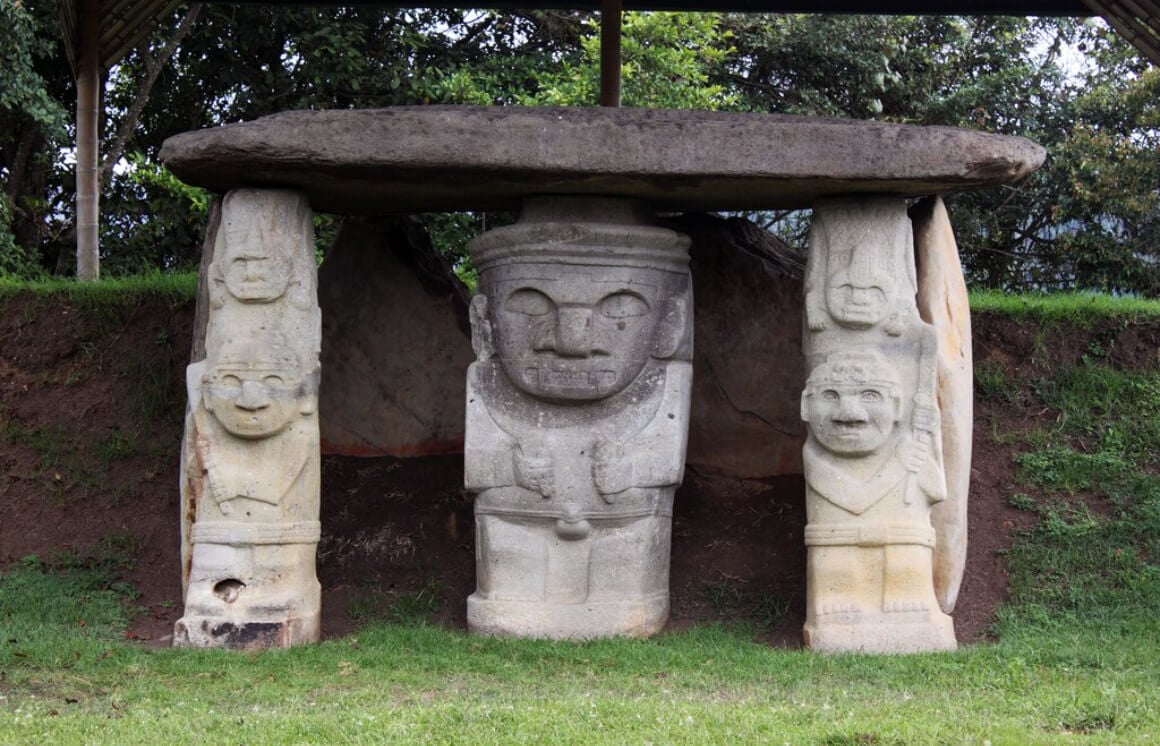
{"left": 899, "top": 435, "right": 930, "bottom": 473}
{"left": 513, "top": 446, "right": 554, "bottom": 499}
{"left": 593, "top": 440, "right": 634, "bottom": 500}
{"left": 911, "top": 401, "right": 937, "bottom": 434}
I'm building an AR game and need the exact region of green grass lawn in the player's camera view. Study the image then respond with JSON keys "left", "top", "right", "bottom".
{"left": 3, "top": 565, "right": 1158, "bottom": 744}
{"left": 3, "top": 288, "right": 1160, "bottom": 744}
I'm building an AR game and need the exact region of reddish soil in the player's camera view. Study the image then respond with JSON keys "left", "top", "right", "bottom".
{"left": 3, "top": 294, "right": 1157, "bottom": 647}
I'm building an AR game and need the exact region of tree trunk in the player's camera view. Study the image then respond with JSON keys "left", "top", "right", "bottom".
{"left": 76, "top": 0, "right": 100, "bottom": 281}
{"left": 101, "top": 4, "right": 204, "bottom": 183}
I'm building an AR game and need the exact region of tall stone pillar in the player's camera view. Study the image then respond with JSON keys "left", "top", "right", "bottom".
{"left": 175, "top": 188, "right": 322, "bottom": 649}
{"left": 464, "top": 197, "right": 693, "bottom": 639}
{"left": 800, "top": 197, "right": 956, "bottom": 654}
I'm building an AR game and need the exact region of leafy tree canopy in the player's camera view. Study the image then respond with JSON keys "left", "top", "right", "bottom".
{"left": 0, "top": 7, "right": 1157, "bottom": 295}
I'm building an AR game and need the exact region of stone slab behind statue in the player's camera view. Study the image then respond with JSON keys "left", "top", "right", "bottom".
{"left": 317, "top": 217, "right": 473, "bottom": 458}
{"left": 674, "top": 214, "right": 807, "bottom": 477}
{"left": 912, "top": 197, "right": 973, "bottom": 615}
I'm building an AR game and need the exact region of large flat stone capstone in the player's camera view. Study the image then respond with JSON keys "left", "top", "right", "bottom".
{"left": 160, "top": 106, "right": 1046, "bottom": 214}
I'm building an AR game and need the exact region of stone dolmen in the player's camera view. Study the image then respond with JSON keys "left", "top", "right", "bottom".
{"left": 162, "top": 106, "right": 1044, "bottom": 652}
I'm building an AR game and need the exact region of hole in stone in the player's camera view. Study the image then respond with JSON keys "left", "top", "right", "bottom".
{"left": 213, "top": 579, "right": 245, "bottom": 603}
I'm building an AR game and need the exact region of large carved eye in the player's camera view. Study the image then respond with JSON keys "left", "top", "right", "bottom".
{"left": 597, "top": 292, "right": 649, "bottom": 319}
{"left": 263, "top": 375, "right": 286, "bottom": 389}
{"left": 215, "top": 374, "right": 242, "bottom": 394}
{"left": 860, "top": 389, "right": 883, "bottom": 403}
{"left": 821, "top": 389, "right": 840, "bottom": 402}
{"left": 505, "top": 289, "right": 553, "bottom": 316}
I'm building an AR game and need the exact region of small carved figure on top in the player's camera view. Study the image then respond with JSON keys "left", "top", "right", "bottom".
{"left": 805, "top": 198, "right": 919, "bottom": 337}
{"left": 209, "top": 189, "right": 315, "bottom": 310}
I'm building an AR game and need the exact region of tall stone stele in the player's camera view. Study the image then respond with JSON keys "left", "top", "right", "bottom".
{"left": 175, "top": 189, "right": 322, "bottom": 649}
{"left": 800, "top": 197, "right": 956, "bottom": 653}
{"left": 464, "top": 197, "right": 694, "bottom": 639}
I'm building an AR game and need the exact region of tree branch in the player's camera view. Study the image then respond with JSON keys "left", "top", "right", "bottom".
{"left": 101, "top": 3, "right": 204, "bottom": 182}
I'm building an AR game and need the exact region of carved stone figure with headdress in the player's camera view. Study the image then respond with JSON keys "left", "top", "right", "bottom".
{"left": 800, "top": 198, "right": 955, "bottom": 653}
{"left": 176, "top": 189, "right": 321, "bottom": 649}
{"left": 464, "top": 197, "right": 693, "bottom": 639}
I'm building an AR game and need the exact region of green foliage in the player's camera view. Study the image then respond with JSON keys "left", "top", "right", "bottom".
{"left": 3, "top": 9, "right": 1160, "bottom": 293}
{"left": 3, "top": 599, "right": 1160, "bottom": 741}
{"left": 974, "top": 358, "right": 1018, "bottom": 403}
{"left": 0, "top": 3, "right": 65, "bottom": 126}
{"left": 997, "top": 360, "right": 1160, "bottom": 636}
{"left": 0, "top": 0, "right": 68, "bottom": 275}
{"left": 100, "top": 155, "right": 212, "bottom": 276}
{"left": 970, "top": 289, "right": 1160, "bottom": 324}
{"left": 1, "top": 539, "right": 138, "bottom": 668}
{"left": 535, "top": 12, "right": 736, "bottom": 109}
{"left": 0, "top": 271, "right": 198, "bottom": 303}
{"left": 697, "top": 578, "right": 792, "bottom": 632}
{"left": 389, "top": 576, "right": 443, "bottom": 625}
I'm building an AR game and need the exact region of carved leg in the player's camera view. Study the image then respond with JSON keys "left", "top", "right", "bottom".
{"left": 473, "top": 515, "right": 549, "bottom": 602}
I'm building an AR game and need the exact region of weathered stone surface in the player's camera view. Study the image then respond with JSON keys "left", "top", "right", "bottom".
{"left": 160, "top": 106, "right": 1046, "bottom": 214}
{"left": 801, "top": 197, "right": 956, "bottom": 654}
{"left": 676, "top": 214, "right": 806, "bottom": 478}
{"left": 317, "top": 217, "right": 473, "bottom": 457}
{"left": 913, "top": 197, "right": 973, "bottom": 615}
{"left": 175, "top": 188, "right": 322, "bottom": 649}
{"left": 464, "top": 197, "right": 692, "bottom": 639}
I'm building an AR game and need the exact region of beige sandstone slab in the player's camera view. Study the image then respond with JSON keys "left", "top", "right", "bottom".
{"left": 913, "top": 196, "right": 973, "bottom": 615}
{"left": 160, "top": 106, "right": 1046, "bottom": 214}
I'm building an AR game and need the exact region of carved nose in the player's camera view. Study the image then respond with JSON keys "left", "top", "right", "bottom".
{"left": 241, "top": 259, "right": 264, "bottom": 281}
{"left": 835, "top": 394, "right": 867, "bottom": 422}
{"left": 236, "top": 380, "right": 270, "bottom": 410}
{"left": 554, "top": 307, "right": 593, "bottom": 357}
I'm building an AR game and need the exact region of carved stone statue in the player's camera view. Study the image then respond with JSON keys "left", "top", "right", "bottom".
{"left": 176, "top": 189, "right": 321, "bottom": 649}
{"left": 801, "top": 198, "right": 956, "bottom": 653}
{"left": 464, "top": 197, "right": 693, "bottom": 638}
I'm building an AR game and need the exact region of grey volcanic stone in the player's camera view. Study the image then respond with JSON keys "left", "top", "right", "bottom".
{"left": 463, "top": 197, "right": 693, "bottom": 639}
{"left": 160, "top": 106, "right": 1046, "bottom": 214}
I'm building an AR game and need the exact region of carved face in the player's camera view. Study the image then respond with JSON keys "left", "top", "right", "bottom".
{"left": 202, "top": 346, "right": 312, "bottom": 439}
{"left": 825, "top": 270, "right": 890, "bottom": 328}
{"left": 803, "top": 356, "right": 901, "bottom": 457}
{"left": 485, "top": 264, "right": 682, "bottom": 401}
{"left": 220, "top": 221, "right": 293, "bottom": 302}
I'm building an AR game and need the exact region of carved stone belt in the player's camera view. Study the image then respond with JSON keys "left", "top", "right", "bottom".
{"left": 474, "top": 505, "right": 671, "bottom": 521}
{"left": 191, "top": 521, "right": 322, "bottom": 545}
{"left": 804, "top": 523, "right": 935, "bottom": 548}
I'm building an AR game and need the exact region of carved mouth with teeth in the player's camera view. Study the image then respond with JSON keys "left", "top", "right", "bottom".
{"left": 524, "top": 367, "right": 617, "bottom": 391}
{"left": 831, "top": 419, "right": 869, "bottom": 435}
